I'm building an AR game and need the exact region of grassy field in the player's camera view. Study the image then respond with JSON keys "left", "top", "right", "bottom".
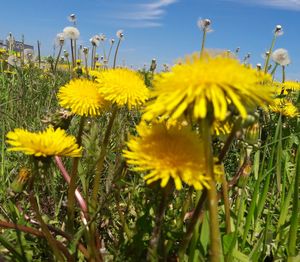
{"left": 0, "top": 22, "right": 299, "bottom": 262}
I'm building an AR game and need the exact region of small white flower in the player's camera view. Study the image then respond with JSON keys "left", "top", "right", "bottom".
{"left": 197, "top": 18, "right": 212, "bottom": 32}
{"left": 68, "top": 14, "right": 76, "bottom": 23}
{"left": 7, "top": 55, "right": 20, "bottom": 67}
{"left": 63, "top": 26, "right": 80, "bottom": 40}
{"left": 271, "top": 48, "right": 290, "bottom": 66}
{"left": 116, "top": 30, "right": 124, "bottom": 39}
{"left": 90, "top": 35, "right": 101, "bottom": 46}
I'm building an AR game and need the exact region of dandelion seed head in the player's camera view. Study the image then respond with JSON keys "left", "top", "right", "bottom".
{"left": 271, "top": 48, "right": 290, "bottom": 66}
{"left": 7, "top": 55, "right": 20, "bottom": 67}
{"left": 63, "top": 26, "right": 80, "bottom": 40}
{"left": 99, "top": 33, "right": 106, "bottom": 41}
{"left": 90, "top": 35, "right": 101, "bottom": 46}
{"left": 197, "top": 18, "right": 212, "bottom": 32}
{"left": 116, "top": 30, "right": 124, "bottom": 39}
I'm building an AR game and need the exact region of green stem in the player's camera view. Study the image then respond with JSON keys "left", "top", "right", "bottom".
{"left": 70, "top": 39, "right": 75, "bottom": 68}
{"left": 91, "top": 106, "right": 118, "bottom": 211}
{"left": 200, "top": 29, "right": 207, "bottom": 58}
{"left": 263, "top": 34, "right": 277, "bottom": 73}
{"left": 37, "top": 40, "right": 41, "bottom": 68}
{"left": 113, "top": 39, "right": 121, "bottom": 69}
{"left": 107, "top": 42, "right": 114, "bottom": 63}
{"left": 270, "top": 63, "right": 278, "bottom": 77}
{"left": 101, "top": 41, "right": 107, "bottom": 61}
{"left": 201, "top": 118, "right": 222, "bottom": 261}
{"left": 218, "top": 118, "right": 242, "bottom": 162}
{"left": 54, "top": 45, "right": 63, "bottom": 73}
{"left": 147, "top": 185, "right": 172, "bottom": 261}
{"left": 178, "top": 190, "right": 207, "bottom": 259}
{"left": 287, "top": 144, "right": 300, "bottom": 257}
{"left": 67, "top": 117, "right": 85, "bottom": 233}
{"left": 30, "top": 160, "right": 65, "bottom": 262}
{"left": 91, "top": 45, "right": 95, "bottom": 69}
{"left": 221, "top": 173, "right": 231, "bottom": 234}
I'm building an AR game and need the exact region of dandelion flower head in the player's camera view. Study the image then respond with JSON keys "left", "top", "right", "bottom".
{"left": 58, "top": 79, "right": 108, "bottom": 116}
{"left": 143, "top": 52, "right": 273, "bottom": 123}
{"left": 123, "top": 122, "right": 211, "bottom": 190}
{"left": 271, "top": 48, "right": 290, "bottom": 66}
{"left": 63, "top": 26, "right": 80, "bottom": 40}
{"left": 96, "top": 69, "right": 149, "bottom": 108}
{"left": 116, "top": 30, "right": 124, "bottom": 39}
{"left": 269, "top": 99, "right": 298, "bottom": 118}
{"left": 90, "top": 35, "right": 101, "bottom": 46}
{"left": 6, "top": 126, "right": 82, "bottom": 157}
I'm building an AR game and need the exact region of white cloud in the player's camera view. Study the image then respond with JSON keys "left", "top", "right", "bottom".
{"left": 228, "top": 0, "right": 300, "bottom": 10}
{"left": 113, "top": 0, "right": 178, "bottom": 28}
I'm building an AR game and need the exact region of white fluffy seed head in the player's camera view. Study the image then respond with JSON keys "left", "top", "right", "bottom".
{"left": 100, "top": 33, "right": 106, "bottom": 41}
{"left": 63, "top": 26, "right": 80, "bottom": 40}
{"left": 197, "top": 18, "right": 212, "bottom": 32}
{"left": 56, "top": 32, "right": 65, "bottom": 46}
{"left": 7, "top": 55, "right": 20, "bottom": 67}
{"left": 271, "top": 48, "right": 290, "bottom": 66}
{"left": 90, "top": 35, "right": 101, "bottom": 46}
{"left": 116, "top": 30, "right": 124, "bottom": 39}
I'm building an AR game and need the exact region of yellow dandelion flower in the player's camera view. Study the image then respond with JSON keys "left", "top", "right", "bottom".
{"left": 272, "top": 81, "right": 300, "bottom": 95}
{"left": 88, "top": 70, "right": 102, "bottom": 79}
{"left": 96, "top": 68, "right": 149, "bottom": 108}
{"left": 282, "top": 81, "right": 300, "bottom": 91}
{"left": 269, "top": 99, "right": 298, "bottom": 117}
{"left": 57, "top": 79, "right": 108, "bottom": 116}
{"left": 143, "top": 53, "right": 273, "bottom": 123}
{"left": 6, "top": 126, "right": 82, "bottom": 157}
{"left": 123, "top": 122, "right": 210, "bottom": 190}
{"left": 213, "top": 121, "right": 233, "bottom": 136}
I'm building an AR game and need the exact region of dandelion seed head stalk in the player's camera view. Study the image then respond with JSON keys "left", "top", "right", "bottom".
{"left": 264, "top": 24, "right": 283, "bottom": 73}
{"left": 197, "top": 18, "right": 212, "bottom": 57}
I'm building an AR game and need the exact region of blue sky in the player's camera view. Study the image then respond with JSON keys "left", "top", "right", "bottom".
{"left": 0, "top": 0, "right": 299, "bottom": 79}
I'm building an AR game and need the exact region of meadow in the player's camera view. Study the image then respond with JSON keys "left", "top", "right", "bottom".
{"left": 0, "top": 16, "right": 299, "bottom": 261}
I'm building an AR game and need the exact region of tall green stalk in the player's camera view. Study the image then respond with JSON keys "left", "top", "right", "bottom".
{"left": 201, "top": 118, "right": 222, "bottom": 262}
{"left": 287, "top": 144, "right": 300, "bottom": 257}
{"left": 67, "top": 117, "right": 85, "bottom": 233}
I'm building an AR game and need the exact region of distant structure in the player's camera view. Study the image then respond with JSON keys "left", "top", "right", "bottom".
{"left": 0, "top": 39, "right": 34, "bottom": 52}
